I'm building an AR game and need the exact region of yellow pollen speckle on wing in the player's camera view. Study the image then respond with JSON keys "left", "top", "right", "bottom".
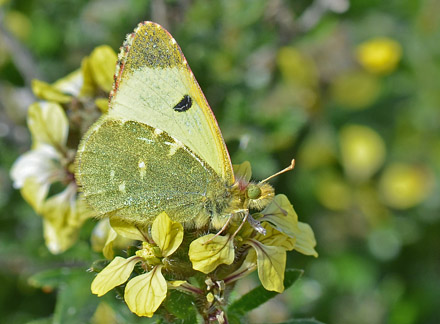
{"left": 119, "top": 181, "right": 126, "bottom": 193}
{"left": 138, "top": 160, "right": 146, "bottom": 179}
{"left": 110, "top": 170, "right": 115, "bottom": 181}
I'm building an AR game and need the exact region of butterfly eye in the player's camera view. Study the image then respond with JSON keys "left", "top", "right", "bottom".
{"left": 247, "top": 184, "right": 262, "bottom": 200}
{"left": 173, "top": 94, "right": 192, "bottom": 112}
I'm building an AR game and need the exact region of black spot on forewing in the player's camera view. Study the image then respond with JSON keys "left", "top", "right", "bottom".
{"left": 173, "top": 95, "right": 193, "bottom": 112}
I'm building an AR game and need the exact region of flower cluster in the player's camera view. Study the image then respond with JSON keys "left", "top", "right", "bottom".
{"left": 10, "top": 43, "right": 318, "bottom": 321}
{"left": 10, "top": 46, "right": 117, "bottom": 253}
{"left": 90, "top": 162, "right": 317, "bottom": 319}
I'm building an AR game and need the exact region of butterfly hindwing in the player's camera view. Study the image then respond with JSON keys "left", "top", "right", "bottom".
{"left": 77, "top": 118, "right": 229, "bottom": 224}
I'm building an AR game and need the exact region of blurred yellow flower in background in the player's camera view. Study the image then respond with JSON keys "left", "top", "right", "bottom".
{"left": 379, "top": 163, "right": 433, "bottom": 209}
{"left": 356, "top": 37, "right": 402, "bottom": 75}
{"left": 330, "top": 71, "right": 381, "bottom": 110}
{"left": 315, "top": 171, "right": 352, "bottom": 211}
{"left": 9, "top": 45, "right": 117, "bottom": 253}
{"left": 339, "top": 124, "right": 386, "bottom": 182}
{"left": 277, "top": 46, "right": 319, "bottom": 88}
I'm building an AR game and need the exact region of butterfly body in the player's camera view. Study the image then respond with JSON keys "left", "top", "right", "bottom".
{"left": 76, "top": 22, "right": 273, "bottom": 228}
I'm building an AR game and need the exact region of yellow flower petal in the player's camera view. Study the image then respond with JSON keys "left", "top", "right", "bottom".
{"left": 52, "top": 69, "right": 83, "bottom": 97}
{"left": 102, "top": 228, "right": 118, "bottom": 260}
{"left": 27, "top": 102, "right": 69, "bottom": 149}
{"left": 292, "top": 222, "right": 318, "bottom": 257}
{"left": 259, "top": 194, "right": 299, "bottom": 238}
{"left": 20, "top": 176, "right": 49, "bottom": 213}
{"left": 189, "top": 234, "right": 235, "bottom": 274}
{"left": 94, "top": 98, "right": 109, "bottom": 113}
{"left": 80, "top": 56, "right": 95, "bottom": 97}
{"left": 110, "top": 218, "right": 149, "bottom": 242}
{"left": 10, "top": 144, "right": 62, "bottom": 190}
{"left": 42, "top": 217, "right": 80, "bottom": 255}
{"left": 91, "top": 219, "right": 120, "bottom": 260}
{"left": 41, "top": 185, "right": 93, "bottom": 253}
{"left": 91, "top": 256, "right": 140, "bottom": 297}
{"left": 246, "top": 239, "right": 286, "bottom": 293}
{"left": 80, "top": 45, "right": 117, "bottom": 97}
{"left": 255, "top": 224, "right": 296, "bottom": 251}
{"left": 224, "top": 249, "right": 257, "bottom": 285}
{"left": 151, "top": 212, "right": 183, "bottom": 257}
{"left": 124, "top": 265, "right": 167, "bottom": 317}
{"left": 88, "top": 45, "right": 117, "bottom": 93}
{"left": 31, "top": 79, "right": 72, "bottom": 103}
{"left": 167, "top": 280, "right": 187, "bottom": 288}
{"left": 91, "top": 219, "right": 112, "bottom": 252}
{"left": 233, "top": 161, "right": 252, "bottom": 182}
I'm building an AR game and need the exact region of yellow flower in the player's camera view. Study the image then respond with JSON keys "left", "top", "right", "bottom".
{"left": 257, "top": 194, "right": 318, "bottom": 257}
{"left": 10, "top": 45, "right": 117, "bottom": 253}
{"left": 339, "top": 124, "right": 386, "bottom": 182}
{"left": 240, "top": 195, "right": 317, "bottom": 293}
{"left": 356, "top": 37, "right": 402, "bottom": 75}
{"left": 91, "top": 212, "right": 184, "bottom": 317}
{"left": 31, "top": 45, "right": 117, "bottom": 104}
{"left": 91, "top": 219, "right": 134, "bottom": 260}
{"left": 189, "top": 192, "right": 318, "bottom": 294}
{"left": 42, "top": 184, "right": 93, "bottom": 253}
{"left": 10, "top": 101, "right": 92, "bottom": 253}
{"left": 330, "top": 71, "right": 381, "bottom": 110}
{"left": 189, "top": 233, "right": 235, "bottom": 273}
{"left": 379, "top": 163, "right": 433, "bottom": 209}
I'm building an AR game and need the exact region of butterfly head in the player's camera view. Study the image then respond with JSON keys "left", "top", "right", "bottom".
{"left": 245, "top": 182, "right": 275, "bottom": 210}
{"left": 242, "top": 159, "right": 296, "bottom": 210}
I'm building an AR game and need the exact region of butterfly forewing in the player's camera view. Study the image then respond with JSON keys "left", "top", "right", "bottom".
{"left": 109, "top": 21, "right": 234, "bottom": 186}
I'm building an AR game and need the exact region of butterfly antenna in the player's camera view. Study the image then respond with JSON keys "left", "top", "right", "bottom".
{"left": 260, "top": 159, "right": 295, "bottom": 183}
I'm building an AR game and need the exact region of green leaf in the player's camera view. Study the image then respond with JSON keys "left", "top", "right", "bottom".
{"left": 277, "top": 319, "right": 326, "bottom": 324}
{"left": 25, "top": 317, "right": 53, "bottom": 324}
{"left": 228, "top": 268, "right": 303, "bottom": 322}
{"left": 28, "top": 267, "right": 75, "bottom": 289}
{"left": 163, "top": 290, "right": 198, "bottom": 323}
{"left": 52, "top": 267, "right": 99, "bottom": 324}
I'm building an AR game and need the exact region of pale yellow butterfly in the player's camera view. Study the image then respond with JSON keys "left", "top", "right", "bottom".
{"left": 75, "top": 21, "right": 282, "bottom": 228}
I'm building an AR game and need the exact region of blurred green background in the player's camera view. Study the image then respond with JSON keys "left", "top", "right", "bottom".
{"left": 1, "top": 0, "right": 439, "bottom": 323}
